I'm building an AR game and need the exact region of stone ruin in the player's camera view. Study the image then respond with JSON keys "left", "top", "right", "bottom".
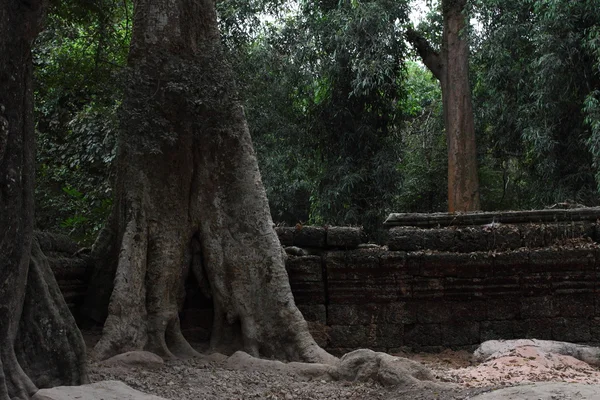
{"left": 44, "top": 207, "right": 600, "bottom": 354}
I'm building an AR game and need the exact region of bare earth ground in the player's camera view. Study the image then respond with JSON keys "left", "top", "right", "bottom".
{"left": 85, "top": 332, "right": 600, "bottom": 399}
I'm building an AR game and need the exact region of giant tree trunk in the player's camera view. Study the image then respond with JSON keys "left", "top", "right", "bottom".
{"left": 0, "top": 1, "right": 88, "bottom": 399}
{"left": 85, "top": 0, "right": 335, "bottom": 364}
{"left": 407, "top": 0, "right": 481, "bottom": 212}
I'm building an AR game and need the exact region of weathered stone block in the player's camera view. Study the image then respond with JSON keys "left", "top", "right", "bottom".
{"left": 422, "top": 228, "right": 456, "bottom": 252}
{"left": 480, "top": 321, "right": 514, "bottom": 341}
{"left": 513, "top": 318, "right": 553, "bottom": 340}
{"left": 481, "top": 276, "right": 520, "bottom": 297}
{"left": 306, "top": 320, "right": 329, "bottom": 348}
{"left": 294, "top": 226, "right": 326, "bottom": 247}
{"left": 520, "top": 224, "right": 547, "bottom": 248}
{"left": 552, "top": 317, "right": 591, "bottom": 342}
{"left": 328, "top": 304, "right": 381, "bottom": 325}
{"left": 375, "top": 324, "right": 404, "bottom": 348}
{"left": 379, "top": 251, "right": 407, "bottom": 270}
{"left": 455, "top": 227, "right": 488, "bottom": 253}
{"left": 387, "top": 227, "right": 424, "bottom": 251}
{"left": 326, "top": 249, "right": 382, "bottom": 280}
{"left": 485, "top": 224, "right": 522, "bottom": 251}
{"left": 529, "top": 248, "right": 594, "bottom": 273}
{"left": 275, "top": 227, "right": 295, "bottom": 246}
{"left": 298, "top": 304, "right": 326, "bottom": 323}
{"left": 328, "top": 325, "right": 369, "bottom": 348}
{"left": 590, "top": 317, "right": 600, "bottom": 339}
{"left": 384, "top": 302, "right": 417, "bottom": 324}
{"left": 327, "top": 249, "right": 400, "bottom": 303}
{"left": 521, "top": 274, "right": 552, "bottom": 296}
{"left": 443, "top": 277, "right": 485, "bottom": 300}
{"left": 441, "top": 322, "right": 480, "bottom": 346}
{"left": 327, "top": 282, "right": 398, "bottom": 304}
{"left": 486, "top": 298, "right": 520, "bottom": 320}
{"left": 420, "top": 252, "right": 491, "bottom": 278}
{"left": 287, "top": 256, "right": 325, "bottom": 304}
{"left": 521, "top": 296, "right": 555, "bottom": 318}
{"left": 451, "top": 301, "right": 487, "bottom": 321}
{"left": 553, "top": 294, "right": 594, "bottom": 317}
{"left": 412, "top": 277, "right": 443, "bottom": 299}
{"left": 326, "top": 227, "right": 362, "bottom": 248}
{"left": 416, "top": 301, "right": 453, "bottom": 324}
{"left": 286, "top": 255, "right": 323, "bottom": 281}
{"left": 552, "top": 271, "right": 595, "bottom": 294}
{"left": 327, "top": 303, "right": 416, "bottom": 326}
{"left": 493, "top": 250, "right": 530, "bottom": 276}
{"left": 404, "top": 324, "right": 442, "bottom": 347}
{"left": 289, "top": 280, "right": 325, "bottom": 304}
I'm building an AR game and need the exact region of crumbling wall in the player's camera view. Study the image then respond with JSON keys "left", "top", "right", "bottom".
{"left": 275, "top": 209, "right": 600, "bottom": 353}
{"left": 35, "top": 231, "right": 89, "bottom": 315}
{"left": 44, "top": 207, "right": 600, "bottom": 353}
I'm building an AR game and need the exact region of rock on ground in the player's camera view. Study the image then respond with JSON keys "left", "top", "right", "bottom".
{"left": 448, "top": 345, "right": 600, "bottom": 387}
{"left": 474, "top": 339, "right": 600, "bottom": 366}
{"left": 33, "top": 380, "right": 167, "bottom": 400}
{"left": 471, "top": 382, "right": 600, "bottom": 399}
{"left": 100, "top": 351, "right": 164, "bottom": 369}
{"left": 225, "top": 348, "right": 445, "bottom": 388}
{"left": 336, "top": 349, "right": 437, "bottom": 387}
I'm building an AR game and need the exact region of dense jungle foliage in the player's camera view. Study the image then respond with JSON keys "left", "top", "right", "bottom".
{"left": 34, "top": 0, "right": 600, "bottom": 243}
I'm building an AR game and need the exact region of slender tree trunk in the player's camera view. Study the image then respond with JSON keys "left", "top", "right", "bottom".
{"left": 85, "top": 0, "right": 335, "bottom": 364}
{"left": 0, "top": 1, "right": 88, "bottom": 399}
{"left": 407, "top": 0, "right": 480, "bottom": 212}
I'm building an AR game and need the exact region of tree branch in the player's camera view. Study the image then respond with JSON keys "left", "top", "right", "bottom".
{"left": 406, "top": 27, "right": 444, "bottom": 81}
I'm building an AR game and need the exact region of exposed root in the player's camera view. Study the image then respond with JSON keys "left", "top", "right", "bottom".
{"left": 0, "top": 349, "right": 36, "bottom": 400}
{"left": 94, "top": 201, "right": 200, "bottom": 361}
{"left": 16, "top": 239, "right": 88, "bottom": 388}
{"left": 93, "top": 206, "right": 149, "bottom": 361}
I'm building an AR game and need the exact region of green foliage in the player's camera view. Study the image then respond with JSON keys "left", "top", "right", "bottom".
{"left": 32, "top": 0, "right": 600, "bottom": 244}
{"left": 473, "top": 0, "right": 600, "bottom": 207}
{"left": 34, "top": 0, "right": 130, "bottom": 244}
{"left": 395, "top": 62, "right": 447, "bottom": 212}
{"left": 238, "top": 0, "right": 412, "bottom": 234}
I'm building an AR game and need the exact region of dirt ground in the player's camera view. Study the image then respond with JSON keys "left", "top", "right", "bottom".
{"left": 85, "top": 332, "right": 600, "bottom": 400}
{"left": 89, "top": 355, "right": 486, "bottom": 400}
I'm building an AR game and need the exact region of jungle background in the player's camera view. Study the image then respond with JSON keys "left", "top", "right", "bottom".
{"left": 34, "top": 0, "right": 600, "bottom": 244}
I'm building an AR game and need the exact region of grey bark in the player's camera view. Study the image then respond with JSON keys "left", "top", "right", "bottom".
{"left": 0, "top": 1, "right": 88, "bottom": 398}
{"left": 85, "top": 0, "right": 335, "bottom": 364}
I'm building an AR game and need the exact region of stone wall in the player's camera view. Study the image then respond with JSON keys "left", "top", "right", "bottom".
{"left": 44, "top": 207, "right": 600, "bottom": 353}
{"left": 285, "top": 244, "right": 600, "bottom": 354}
{"left": 276, "top": 209, "right": 600, "bottom": 354}
{"left": 35, "top": 231, "right": 89, "bottom": 314}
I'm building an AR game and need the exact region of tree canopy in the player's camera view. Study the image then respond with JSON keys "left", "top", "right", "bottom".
{"left": 33, "top": 0, "right": 600, "bottom": 240}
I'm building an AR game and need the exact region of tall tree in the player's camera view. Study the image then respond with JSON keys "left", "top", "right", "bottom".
{"left": 407, "top": 0, "right": 480, "bottom": 212}
{"left": 84, "top": 0, "right": 335, "bottom": 364}
{"left": 0, "top": 0, "right": 88, "bottom": 399}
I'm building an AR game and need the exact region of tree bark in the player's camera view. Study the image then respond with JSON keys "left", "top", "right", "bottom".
{"left": 406, "top": 0, "right": 480, "bottom": 212}
{"left": 85, "top": 0, "right": 335, "bottom": 365}
{"left": 0, "top": 1, "right": 88, "bottom": 399}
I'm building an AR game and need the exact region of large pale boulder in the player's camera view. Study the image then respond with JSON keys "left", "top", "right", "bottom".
{"left": 475, "top": 339, "right": 600, "bottom": 366}
{"left": 33, "top": 380, "right": 167, "bottom": 400}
